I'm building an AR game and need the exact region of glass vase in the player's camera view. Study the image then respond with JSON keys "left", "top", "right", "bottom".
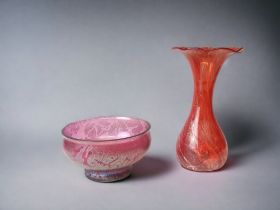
{"left": 173, "top": 47, "right": 243, "bottom": 172}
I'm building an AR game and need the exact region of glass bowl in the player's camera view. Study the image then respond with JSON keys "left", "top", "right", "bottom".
{"left": 62, "top": 116, "right": 151, "bottom": 182}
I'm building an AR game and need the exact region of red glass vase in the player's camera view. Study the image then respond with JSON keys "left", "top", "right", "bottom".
{"left": 173, "top": 47, "right": 243, "bottom": 172}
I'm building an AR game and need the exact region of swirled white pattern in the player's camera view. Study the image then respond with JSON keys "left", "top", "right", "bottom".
{"left": 62, "top": 117, "right": 151, "bottom": 171}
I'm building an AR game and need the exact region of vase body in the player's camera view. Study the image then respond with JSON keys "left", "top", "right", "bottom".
{"left": 174, "top": 47, "right": 243, "bottom": 172}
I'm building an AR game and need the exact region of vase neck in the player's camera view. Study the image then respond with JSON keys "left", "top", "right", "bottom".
{"left": 188, "top": 55, "right": 225, "bottom": 111}
{"left": 186, "top": 50, "right": 238, "bottom": 114}
{"left": 173, "top": 47, "right": 243, "bottom": 113}
{"left": 173, "top": 47, "right": 243, "bottom": 119}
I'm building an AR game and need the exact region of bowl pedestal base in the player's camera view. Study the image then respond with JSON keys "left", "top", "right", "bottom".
{"left": 84, "top": 166, "right": 132, "bottom": 182}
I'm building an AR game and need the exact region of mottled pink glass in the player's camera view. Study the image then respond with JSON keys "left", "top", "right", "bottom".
{"left": 62, "top": 116, "right": 151, "bottom": 182}
{"left": 173, "top": 47, "right": 243, "bottom": 172}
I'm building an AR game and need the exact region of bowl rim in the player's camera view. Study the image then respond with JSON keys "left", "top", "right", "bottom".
{"left": 61, "top": 116, "right": 151, "bottom": 143}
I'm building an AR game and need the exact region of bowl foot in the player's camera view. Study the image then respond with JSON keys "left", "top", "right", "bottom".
{"left": 84, "top": 166, "right": 132, "bottom": 182}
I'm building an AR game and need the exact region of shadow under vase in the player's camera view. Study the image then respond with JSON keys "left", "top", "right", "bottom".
{"left": 218, "top": 112, "right": 275, "bottom": 170}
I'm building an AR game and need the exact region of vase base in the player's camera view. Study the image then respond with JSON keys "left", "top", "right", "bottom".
{"left": 84, "top": 166, "right": 132, "bottom": 182}
{"left": 180, "top": 164, "right": 217, "bottom": 172}
{"left": 179, "top": 161, "right": 226, "bottom": 172}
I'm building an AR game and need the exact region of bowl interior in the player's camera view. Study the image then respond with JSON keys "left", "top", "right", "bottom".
{"left": 62, "top": 117, "right": 150, "bottom": 141}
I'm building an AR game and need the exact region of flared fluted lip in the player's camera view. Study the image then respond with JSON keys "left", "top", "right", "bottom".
{"left": 172, "top": 47, "right": 244, "bottom": 53}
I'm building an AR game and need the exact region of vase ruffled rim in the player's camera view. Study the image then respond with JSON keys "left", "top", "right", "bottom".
{"left": 172, "top": 47, "right": 244, "bottom": 53}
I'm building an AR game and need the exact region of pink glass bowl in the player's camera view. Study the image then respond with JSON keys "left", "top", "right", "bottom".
{"left": 62, "top": 116, "right": 151, "bottom": 182}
